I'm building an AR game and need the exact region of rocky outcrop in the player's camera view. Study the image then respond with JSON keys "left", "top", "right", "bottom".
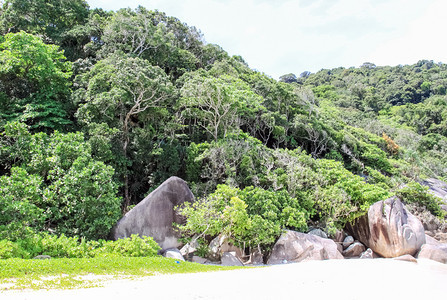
{"left": 112, "top": 176, "right": 194, "bottom": 249}
{"left": 221, "top": 252, "right": 244, "bottom": 266}
{"left": 422, "top": 178, "right": 447, "bottom": 204}
{"left": 359, "top": 248, "right": 380, "bottom": 259}
{"left": 342, "top": 242, "right": 366, "bottom": 258}
{"left": 393, "top": 254, "right": 417, "bottom": 263}
{"left": 346, "top": 197, "right": 425, "bottom": 258}
{"left": 163, "top": 248, "right": 185, "bottom": 261}
{"left": 308, "top": 228, "right": 328, "bottom": 239}
{"left": 343, "top": 236, "right": 354, "bottom": 249}
{"left": 417, "top": 236, "right": 447, "bottom": 264}
{"left": 267, "top": 230, "right": 343, "bottom": 264}
{"left": 417, "top": 244, "right": 447, "bottom": 264}
{"left": 208, "top": 235, "right": 244, "bottom": 262}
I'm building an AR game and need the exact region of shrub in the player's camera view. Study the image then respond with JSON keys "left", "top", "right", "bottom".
{"left": 1, "top": 234, "right": 161, "bottom": 259}
{"left": 94, "top": 235, "right": 160, "bottom": 257}
{"left": 397, "top": 182, "right": 445, "bottom": 218}
{"left": 0, "top": 167, "right": 45, "bottom": 241}
{"left": 0, "top": 122, "right": 122, "bottom": 240}
{"left": 177, "top": 184, "right": 310, "bottom": 252}
{"left": 0, "top": 240, "right": 29, "bottom": 259}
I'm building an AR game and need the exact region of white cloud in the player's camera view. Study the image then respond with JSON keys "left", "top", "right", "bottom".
{"left": 368, "top": 0, "right": 447, "bottom": 67}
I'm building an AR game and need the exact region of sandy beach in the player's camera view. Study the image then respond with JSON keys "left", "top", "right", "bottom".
{"left": 2, "top": 258, "right": 446, "bottom": 300}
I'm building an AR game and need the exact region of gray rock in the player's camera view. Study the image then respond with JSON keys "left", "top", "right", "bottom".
{"left": 248, "top": 250, "right": 264, "bottom": 265}
{"left": 208, "top": 235, "right": 244, "bottom": 262}
{"left": 417, "top": 244, "right": 447, "bottom": 264}
{"left": 112, "top": 176, "right": 194, "bottom": 250}
{"left": 163, "top": 248, "right": 185, "bottom": 261}
{"left": 421, "top": 178, "right": 447, "bottom": 203}
{"left": 346, "top": 197, "right": 426, "bottom": 258}
{"left": 221, "top": 252, "right": 244, "bottom": 266}
{"left": 425, "top": 234, "right": 442, "bottom": 246}
{"left": 360, "top": 248, "right": 379, "bottom": 259}
{"left": 180, "top": 238, "right": 200, "bottom": 257}
{"left": 343, "top": 236, "right": 354, "bottom": 249}
{"left": 308, "top": 228, "right": 328, "bottom": 239}
{"left": 393, "top": 254, "right": 417, "bottom": 263}
{"left": 192, "top": 256, "right": 209, "bottom": 264}
{"left": 334, "top": 230, "right": 345, "bottom": 243}
{"left": 342, "top": 242, "right": 366, "bottom": 258}
{"left": 33, "top": 255, "right": 51, "bottom": 260}
{"left": 267, "top": 230, "right": 343, "bottom": 265}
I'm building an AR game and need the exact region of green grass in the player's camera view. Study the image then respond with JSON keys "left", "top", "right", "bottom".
{"left": 0, "top": 256, "right": 240, "bottom": 290}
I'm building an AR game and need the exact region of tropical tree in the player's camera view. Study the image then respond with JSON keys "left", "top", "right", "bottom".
{"left": 75, "top": 52, "right": 174, "bottom": 209}
{"left": 179, "top": 73, "right": 263, "bottom": 142}
{"left": 0, "top": 31, "right": 72, "bottom": 131}
{"left": 0, "top": 0, "right": 90, "bottom": 59}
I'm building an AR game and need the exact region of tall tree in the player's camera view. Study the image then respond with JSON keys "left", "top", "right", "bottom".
{"left": 75, "top": 52, "right": 174, "bottom": 209}
{"left": 179, "top": 73, "right": 263, "bottom": 142}
{"left": 0, "top": 31, "right": 72, "bottom": 131}
{"left": 0, "top": 0, "right": 90, "bottom": 60}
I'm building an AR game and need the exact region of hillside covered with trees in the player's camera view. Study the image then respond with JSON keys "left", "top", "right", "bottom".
{"left": 0, "top": 0, "right": 445, "bottom": 256}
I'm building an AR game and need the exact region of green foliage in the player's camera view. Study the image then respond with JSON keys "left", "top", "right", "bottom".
{"left": 178, "top": 184, "right": 310, "bottom": 251}
{"left": 0, "top": 0, "right": 89, "bottom": 42}
{"left": 0, "top": 31, "right": 72, "bottom": 131}
{"left": 1, "top": 234, "right": 161, "bottom": 259}
{"left": 179, "top": 72, "right": 263, "bottom": 141}
{"left": 96, "top": 235, "right": 161, "bottom": 257}
{"left": 100, "top": 6, "right": 203, "bottom": 78}
{"left": 315, "top": 159, "right": 391, "bottom": 232}
{"left": 74, "top": 51, "right": 174, "bottom": 207}
{"left": 0, "top": 240, "right": 29, "bottom": 259}
{"left": 397, "top": 182, "right": 445, "bottom": 218}
{"left": 0, "top": 122, "right": 121, "bottom": 240}
{"left": 0, "top": 167, "right": 44, "bottom": 240}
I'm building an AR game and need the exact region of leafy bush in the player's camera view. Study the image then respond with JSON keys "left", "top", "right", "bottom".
{"left": 1, "top": 234, "right": 161, "bottom": 259}
{"left": 177, "top": 184, "right": 310, "bottom": 251}
{"left": 0, "top": 240, "right": 29, "bottom": 259}
{"left": 0, "top": 122, "right": 122, "bottom": 240}
{"left": 0, "top": 167, "right": 44, "bottom": 241}
{"left": 397, "top": 182, "right": 445, "bottom": 218}
{"left": 315, "top": 159, "right": 390, "bottom": 232}
{"left": 95, "top": 235, "right": 161, "bottom": 257}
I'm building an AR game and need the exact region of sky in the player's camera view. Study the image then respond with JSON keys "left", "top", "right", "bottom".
{"left": 87, "top": 0, "right": 447, "bottom": 79}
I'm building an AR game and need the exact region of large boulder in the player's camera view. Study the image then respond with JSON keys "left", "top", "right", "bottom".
{"left": 342, "top": 242, "right": 366, "bottom": 258}
{"left": 267, "top": 230, "right": 343, "bottom": 265}
{"left": 417, "top": 244, "right": 447, "bottom": 264}
{"left": 208, "top": 235, "right": 244, "bottom": 262}
{"left": 346, "top": 197, "right": 425, "bottom": 258}
{"left": 417, "top": 235, "right": 447, "bottom": 264}
{"left": 163, "top": 248, "right": 185, "bottom": 261}
{"left": 112, "top": 176, "right": 194, "bottom": 249}
{"left": 421, "top": 178, "right": 447, "bottom": 203}
{"left": 221, "top": 252, "right": 244, "bottom": 266}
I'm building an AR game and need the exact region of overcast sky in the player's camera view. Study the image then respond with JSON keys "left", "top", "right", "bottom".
{"left": 87, "top": 0, "right": 447, "bottom": 79}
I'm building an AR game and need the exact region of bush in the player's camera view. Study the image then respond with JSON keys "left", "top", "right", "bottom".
{"left": 0, "top": 122, "right": 122, "bottom": 240}
{"left": 177, "top": 184, "right": 310, "bottom": 252}
{"left": 0, "top": 167, "right": 45, "bottom": 241}
{"left": 94, "top": 235, "right": 161, "bottom": 257}
{"left": 0, "top": 240, "right": 29, "bottom": 259}
{"left": 1, "top": 234, "right": 161, "bottom": 259}
{"left": 397, "top": 182, "right": 445, "bottom": 218}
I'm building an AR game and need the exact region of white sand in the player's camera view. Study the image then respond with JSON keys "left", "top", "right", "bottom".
{"left": 1, "top": 258, "right": 446, "bottom": 300}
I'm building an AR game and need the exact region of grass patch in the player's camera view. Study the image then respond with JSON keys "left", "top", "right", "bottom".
{"left": 0, "top": 256, "right": 240, "bottom": 290}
